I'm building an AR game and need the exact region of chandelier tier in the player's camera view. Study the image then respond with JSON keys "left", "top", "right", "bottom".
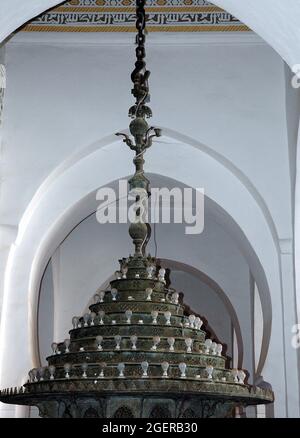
{"left": 0, "top": 0, "right": 273, "bottom": 418}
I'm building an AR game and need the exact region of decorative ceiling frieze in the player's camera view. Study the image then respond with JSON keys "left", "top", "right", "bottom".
{"left": 22, "top": 0, "right": 249, "bottom": 33}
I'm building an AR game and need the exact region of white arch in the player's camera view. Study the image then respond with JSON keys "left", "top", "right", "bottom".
{"left": 0, "top": 0, "right": 60, "bottom": 44}
{"left": 17, "top": 128, "right": 280, "bottom": 251}
{"left": 212, "top": 0, "right": 300, "bottom": 68}
{"left": 0, "top": 129, "right": 293, "bottom": 416}
{"left": 160, "top": 258, "right": 245, "bottom": 367}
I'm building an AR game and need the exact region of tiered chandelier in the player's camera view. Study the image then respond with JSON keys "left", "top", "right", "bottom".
{"left": 0, "top": 0, "right": 273, "bottom": 418}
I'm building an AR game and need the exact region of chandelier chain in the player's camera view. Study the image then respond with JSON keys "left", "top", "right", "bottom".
{"left": 130, "top": 0, "right": 151, "bottom": 119}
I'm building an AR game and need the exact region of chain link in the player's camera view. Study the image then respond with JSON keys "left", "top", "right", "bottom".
{"left": 130, "top": 0, "right": 151, "bottom": 118}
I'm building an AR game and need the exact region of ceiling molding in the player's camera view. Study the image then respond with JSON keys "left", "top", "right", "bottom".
{"left": 8, "top": 31, "right": 264, "bottom": 47}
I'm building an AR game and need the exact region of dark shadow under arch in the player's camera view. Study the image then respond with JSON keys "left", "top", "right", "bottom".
{"left": 160, "top": 258, "right": 244, "bottom": 367}
{"left": 113, "top": 406, "right": 134, "bottom": 418}
{"left": 150, "top": 405, "right": 171, "bottom": 419}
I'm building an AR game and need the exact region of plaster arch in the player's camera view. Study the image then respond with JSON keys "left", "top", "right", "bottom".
{"left": 212, "top": 0, "right": 300, "bottom": 69}
{"left": 17, "top": 128, "right": 280, "bottom": 250}
{"left": 0, "top": 0, "right": 299, "bottom": 68}
{"left": 0, "top": 130, "right": 290, "bottom": 415}
{"left": 160, "top": 259, "right": 244, "bottom": 368}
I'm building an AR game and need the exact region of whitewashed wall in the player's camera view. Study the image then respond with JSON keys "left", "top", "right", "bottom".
{"left": 1, "top": 0, "right": 300, "bottom": 68}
